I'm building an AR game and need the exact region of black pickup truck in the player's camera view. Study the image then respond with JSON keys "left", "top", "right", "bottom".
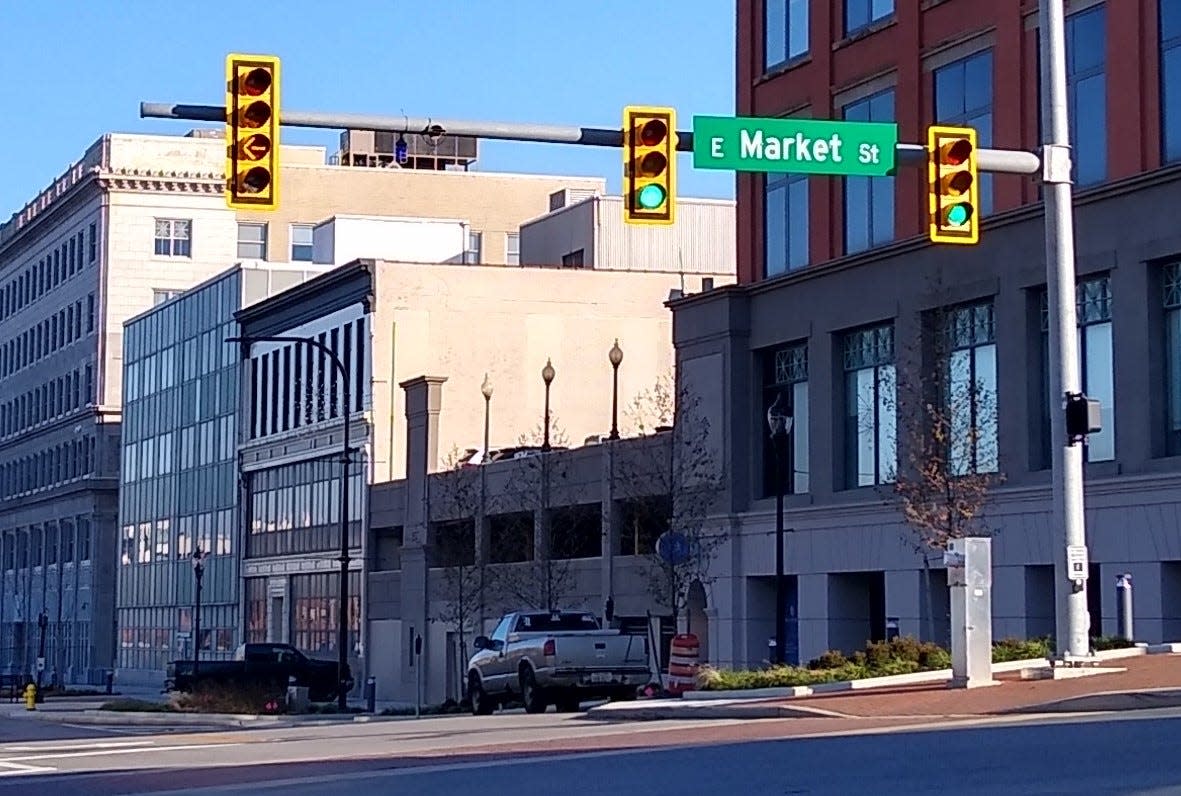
{"left": 165, "top": 643, "right": 351, "bottom": 702}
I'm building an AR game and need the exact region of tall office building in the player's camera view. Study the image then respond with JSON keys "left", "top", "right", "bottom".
{"left": 662, "top": 0, "right": 1181, "bottom": 668}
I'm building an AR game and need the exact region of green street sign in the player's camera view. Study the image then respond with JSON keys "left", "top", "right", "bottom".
{"left": 692, "top": 115, "right": 899, "bottom": 177}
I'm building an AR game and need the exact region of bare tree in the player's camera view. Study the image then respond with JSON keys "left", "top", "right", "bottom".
{"left": 888, "top": 301, "right": 1006, "bottom": 641}
{"left": 485, "top": 418, "right": 578, "bottom": 612}
{"left": 624, "top": 372, "right": 674, "bottom": 435}
{"left": 428, "top": 449, "right": 484, "bottom": 694}
{"left": 616, "top": 377, "right": 725, "bottom": 631}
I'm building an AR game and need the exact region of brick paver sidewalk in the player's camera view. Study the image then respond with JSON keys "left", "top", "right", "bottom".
{"left": 780, "top": 653, "right": 1181, "bottom": 718}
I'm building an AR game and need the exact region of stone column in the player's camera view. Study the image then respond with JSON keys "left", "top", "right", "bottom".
{"left": 398, "top": 376, "right": 446, "bottom": 697}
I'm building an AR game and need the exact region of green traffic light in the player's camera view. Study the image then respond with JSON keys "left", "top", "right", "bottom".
{"left": 947, "top": 204, "right": 970, "bottom": 226}
{"left": 637, "top": 183, "right": 666, "bottom": 210}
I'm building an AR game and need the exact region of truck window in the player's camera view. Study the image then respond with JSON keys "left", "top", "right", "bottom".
{"left": 490, "top": 616, "right": 512, "bottom": 643}
{"left": 515, "top": 612, "right": 600, "bottom": 632}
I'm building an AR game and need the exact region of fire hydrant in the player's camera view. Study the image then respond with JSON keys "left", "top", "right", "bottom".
{"left": 24, "top": 683, "right": 36, "bottom": 711}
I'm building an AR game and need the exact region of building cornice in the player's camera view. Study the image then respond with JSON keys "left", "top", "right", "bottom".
{"left": 95, "top": 168, "right": 225, "bottom": 195}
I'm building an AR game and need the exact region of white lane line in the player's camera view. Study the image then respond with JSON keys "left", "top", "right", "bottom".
{"left": 2, "top": 742, "right": 240, "bottom": 763}
{"left": 3, "top": 740, "right": 154, "bottom": 752}
{"left": 0, "top": 761, "right": 57, "bottom": 777}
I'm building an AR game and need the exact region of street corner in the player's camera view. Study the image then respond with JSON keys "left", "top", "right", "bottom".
{"left": 1004, "top": 687, "right": 1181, "bottom": 715}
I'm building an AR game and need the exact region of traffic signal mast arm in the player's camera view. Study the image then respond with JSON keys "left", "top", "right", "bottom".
{"left": 144, "top": 101, "right": 1042, "bottom": 175}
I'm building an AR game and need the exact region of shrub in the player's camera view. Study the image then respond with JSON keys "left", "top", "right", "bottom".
{"left": 172, "top": 681, "right": 286, "bottom": 715}
{"left": 806, "top": 649, "right": 848, "bottom": 670}
{"left": 1092, "top": 635, "right": 1136, "bottom": 651}
{"left": 99, "top": 698, "right": 173, "bottom": 713}
{"left": 991, "top": 636, "right": 1052, "bottom": 662}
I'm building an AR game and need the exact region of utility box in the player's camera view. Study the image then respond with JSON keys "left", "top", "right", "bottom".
{"left": 945, "top": 537, "right": 996, "bottom": 689}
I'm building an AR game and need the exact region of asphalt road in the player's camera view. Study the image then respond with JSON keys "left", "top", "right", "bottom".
{"left": 1, "top": 708, "right": 1179, "bottom": 794}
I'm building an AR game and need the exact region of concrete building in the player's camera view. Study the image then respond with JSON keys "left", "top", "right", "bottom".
{"left": 368, "top": 395, "right": 704, "bottom": 705}
{"left": 234, "top": 249, "right": 732, "bottom": 694}
{"left": 116, "top": 262, "right": 327, "bottom": 684}
{"left": 0, "top": 126, "right": 611, "bottom": 684}
{"left": 653, "top": 0, "right": 1181, "bottom": 670}
{"left": 520, "top": 195, "right": 736, "bottom": 275}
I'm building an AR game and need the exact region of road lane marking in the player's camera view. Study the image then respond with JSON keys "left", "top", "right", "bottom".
{"left": 2, "top": 742, "right": 241, "bottom": 763}
{"left": 0, "top": 761, "right": 56, "bottom": 777}
{"left": 2, "top": 740, "right": 153, "bottom": 752}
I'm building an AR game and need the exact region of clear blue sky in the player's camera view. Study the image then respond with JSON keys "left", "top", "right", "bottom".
{"left": 0, "top": 0, "right": 736, "bottom": 219}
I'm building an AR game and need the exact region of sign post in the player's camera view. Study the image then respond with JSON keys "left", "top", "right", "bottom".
{"left": 692, "top": 115, "right": 898, "bottom": 177}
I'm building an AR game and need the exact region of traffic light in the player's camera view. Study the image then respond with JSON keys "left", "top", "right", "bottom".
{"left": 927, "top": 124, "right": 979, "bottom": 245}
{"left": 225, "top": 54, "right": 280, "bottom": 211}
{"left": 623, "top": 106, "right": 677, "bottom": 226}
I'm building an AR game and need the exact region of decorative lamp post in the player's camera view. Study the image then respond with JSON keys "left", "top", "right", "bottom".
{"left": 479, "top": 373, "right": 493, "bottom": 631}
{"left": 608, "top": 340, "right": 623, "bottom": 440}
{"left": 541, "top": 358, "right": 555, "bottom": 451}
{"left": 191, "top": 547, "right": 207, "bottom": 680}
{"left": 765, "top": 392, "right": 794, "bottom": 665}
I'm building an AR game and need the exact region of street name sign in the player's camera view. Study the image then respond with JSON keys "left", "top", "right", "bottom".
{"left": 693, "top": 115, "right": 898, "bottom": 177}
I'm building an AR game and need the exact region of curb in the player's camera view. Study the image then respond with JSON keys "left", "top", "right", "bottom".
{"left": 583, "top": 699, "right": 852, "bottom": 722}
{"left": 22, "top": 710, "right": 293, "bottom": 728}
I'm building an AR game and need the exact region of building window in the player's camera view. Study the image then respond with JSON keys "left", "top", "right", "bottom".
{"left": 506, "top": 232, "right": 520, "bottom": 266}
{"left": 934, "top": 49, "right": 994, "bottom": 216}
{"left": 561, "top": 249, "right": 584, "bottom": 267}
{"left": 465, "top": 230, "right": 482, "bottom": 264}
{"left": 843, "top": 89, "right": 895, "bottom": 255}
{"left": 237, "top": 222, "right": 268, "bottom": 260}
{"left": 154, "top": 219, "right": 192, "bottom": 257}
{"left": 765, "top": 0, "right": 808, "bottom": 70}
{"left": 153, "top": 289, "right": 182, "bottom": 306}
{"left": 89, "top": 222, "right": 98, "bottom": 263}
{"left": 765, "top": 173, "right": 809, "bottom": 277}
{"left": 1163, "top": 0, "right": 1181, "bottom": 161}
{"left": 1066, "top": 5, "right": 1107, "bottom": 186}
{"left": 1039, "top": 276, "right": 1114, "bottom": 464}
{"left": 845, "top": 0, "right": 892, "bottom": 36}
{"left": 843, "top": 323, "right": 896, "bottom": 487}
{"left": 761, "top": 342, "right": 809, "bottom": 496}
{"left": 1163, "top": 263, "right": 1181, "bottom": 454}
{"left": 942, "top": 302, "right": 998, "bottom": 475}
{"left": 290, "top": 224, "right": 315, "bottom": 262}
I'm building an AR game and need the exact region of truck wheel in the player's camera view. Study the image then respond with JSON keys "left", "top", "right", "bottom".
{"left": 555, "top": 694, "right": 581, "bottom": 713}
{"left": 469, "top": 675, "right": 495, "bottom": 716}
{"left": 519, "top": 668, "right": 547, "bottom": 714}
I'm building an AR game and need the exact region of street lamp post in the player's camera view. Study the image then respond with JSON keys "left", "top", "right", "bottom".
{"left": 228, "top": 334, "right": 354, "bottom": 710}
{"left": 191, "top": 547, "right": 207, "bottom": 681}
{"left": 479, "top": 373, "right": 493, "bottom": 630}
{"left": 608, "top": 340, "right": 623, "bottom": 440}
{"left": 541, "top": 358, "right": 555, "bottom": 451}
{"left": 766, "top": 392, "right": 794, "bottom": 666}
{"left": 36, "top": 612, "right": 48, "bottom": 693}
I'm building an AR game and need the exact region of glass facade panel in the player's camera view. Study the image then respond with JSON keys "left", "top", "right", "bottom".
{"left": 843, "top": 90, "right": 895, "bottom": 255}
{"left": 761, "top": 342, "right": 809, "bottom": 496}
{"left": 117, "top": 271, "right": 242, "bottom": 674}
{"left": 843, "top": 324, "right": 896, "bottom": 487}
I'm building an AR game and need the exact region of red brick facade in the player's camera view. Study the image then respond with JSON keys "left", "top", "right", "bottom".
{"left": 736, "top": 0, "right": 1164, "bottom": 284}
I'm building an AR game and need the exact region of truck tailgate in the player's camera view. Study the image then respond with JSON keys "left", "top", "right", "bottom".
{"left": 551, "top": 632, "right": 646, "bottom": 669}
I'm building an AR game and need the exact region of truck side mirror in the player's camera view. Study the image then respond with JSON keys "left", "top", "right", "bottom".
{"left": 473, "top": 636, "right": 489, "bottom": 651}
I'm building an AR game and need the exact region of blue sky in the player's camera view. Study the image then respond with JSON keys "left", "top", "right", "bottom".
{"left": 0, "top": 0, "right": 736, "bottom": 218}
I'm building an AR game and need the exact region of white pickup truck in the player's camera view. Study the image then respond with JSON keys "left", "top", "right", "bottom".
{"left": 466, "top": 610, "right": 651, "bottom": 715}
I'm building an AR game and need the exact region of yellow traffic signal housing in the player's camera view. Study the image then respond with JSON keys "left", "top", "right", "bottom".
{"left": 623, "top": 106, "right": 677, "bottom": 226}
{"left": 927, "top": 124, "right": 979, "bottom": 245}
{"left": 225, "top": 54, "right": 280, "bottom": 211}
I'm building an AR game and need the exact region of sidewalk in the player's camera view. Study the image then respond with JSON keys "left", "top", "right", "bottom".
{"left": 587, "top": 651, "right": 1181, "bottom": 722}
